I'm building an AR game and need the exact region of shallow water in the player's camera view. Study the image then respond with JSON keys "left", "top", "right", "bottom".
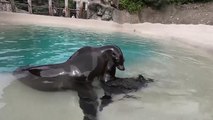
{"left": 0, "top": 25, "right": 213, "bottom": 120}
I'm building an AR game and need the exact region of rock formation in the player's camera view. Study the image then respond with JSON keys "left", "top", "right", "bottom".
{"left": 0, "top": 0, "right": 12, "bottom": 12}
{"left": 87, "top": 0, "right": 117, "bottom": 21}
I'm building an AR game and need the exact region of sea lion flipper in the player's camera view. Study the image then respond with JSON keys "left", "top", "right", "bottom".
{"left": 28, "top": 66, "right": 66, "bottom": 77}
{"left": 28, "top": 68, "right": 42, "bottom": 76}
{"left": 27, "top": 66, "right": 50, "bottom": 76}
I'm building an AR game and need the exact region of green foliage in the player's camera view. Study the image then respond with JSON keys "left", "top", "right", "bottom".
{"left": 55, "top": 0, "right": 75, "bottom": 8}
{"left": 168, "top": 0, "right": 193, "bottom": 4}
{"left": 119, "top": 0, "right": 144, "bottom": 13}
{"left": 119, "top": 0, "right": 212, "bottom": 12}
{"left": 143, "top": 0, "right": 167, "bottom": 9}
{"left": 168, "top": 0, "right": 213, "bottom": 4}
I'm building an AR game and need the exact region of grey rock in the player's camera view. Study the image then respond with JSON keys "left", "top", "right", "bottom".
{"left": 88, "top": 2, "right": 114, "bottom": 21}
{"left": 0, "top": 0, "right": 12, "bottom": 12}
{"left": 112, "top": 9, "right": 140, "bottom": 24}
{"left": 101, "top": 8, "right": 113, "bottom": 21}
{"left": 97, "top": 6, "right": 104, "bottom": 16}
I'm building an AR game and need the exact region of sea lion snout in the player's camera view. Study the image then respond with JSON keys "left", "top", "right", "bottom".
{"left": 117, "top": 64, "right": 125, "bottom": 71}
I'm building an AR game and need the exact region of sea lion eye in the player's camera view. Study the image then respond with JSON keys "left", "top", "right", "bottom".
{"left": 112, "top": 52, "right": 116, "bottom": 57}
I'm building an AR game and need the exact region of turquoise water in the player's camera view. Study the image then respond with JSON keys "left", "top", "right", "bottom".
{"left": 1, "top": 25, "right": 213, "bottom": 120}
{"left": 0, "top": 25, "right": 157, "bottom": 72}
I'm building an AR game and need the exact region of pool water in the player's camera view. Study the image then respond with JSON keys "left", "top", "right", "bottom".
{"left": 0, "top": 25, "right": 156, "bottom": 72}
{"left": 1, "top": 25, "right": 213, "bottom": 120}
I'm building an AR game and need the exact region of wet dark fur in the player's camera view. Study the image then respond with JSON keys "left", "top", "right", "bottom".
{"left": 102, "top": 74, "right": 153, "bottom": 95}
{"left": 99, "top": 74, "right": 154, "bottom": 111}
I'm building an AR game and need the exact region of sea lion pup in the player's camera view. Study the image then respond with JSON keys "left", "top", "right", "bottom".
{"left": 102, "top": 74, "right": 154, "bottom": 95}
{"left": 99, "top": 74, "right": 154, "bottom": 111}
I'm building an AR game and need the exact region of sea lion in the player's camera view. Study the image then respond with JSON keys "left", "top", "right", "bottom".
{"left": 13, "top": 45, "right": 125, "bottom": 91}
{"left": 99, "top": 74, "right": 154, "bottom": 111}
{"left": 102, "top": 74, "right": 154, "bottom": 95}
{"left": 13, "top": 45, "right": 125, "bottom": 120}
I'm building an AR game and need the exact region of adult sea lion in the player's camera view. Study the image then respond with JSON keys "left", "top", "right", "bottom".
{"left": 13, "top": 45, "right": 125, "bottom": 91}
{"left": 13, "top": 45, "right": 125, "bottom": 120}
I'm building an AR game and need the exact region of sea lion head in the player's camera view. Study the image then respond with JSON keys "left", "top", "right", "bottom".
{"left": 110, "top": 45, "right": 125, "bottom": 71}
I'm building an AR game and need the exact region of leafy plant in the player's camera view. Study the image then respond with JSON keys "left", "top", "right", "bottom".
{"left": 119, "top": 0, "right": 212, "bottom": 12}
{"left": 168, "top": 0, "right": 213, "bottom": 4}
{"left": 119, "top": 0, "right": 144, "bottom": 13}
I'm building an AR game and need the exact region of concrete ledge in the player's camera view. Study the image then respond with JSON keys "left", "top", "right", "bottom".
{"left": 0, "top": 11, "right": 213, "bottom": 54}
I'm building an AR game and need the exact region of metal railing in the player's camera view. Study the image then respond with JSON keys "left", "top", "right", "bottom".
{"left": 0, "top": 1, "right": 87, "bottom": 18}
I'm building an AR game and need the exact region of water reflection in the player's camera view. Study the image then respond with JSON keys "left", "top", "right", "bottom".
{"left": 0, "top": 78, "right": 83, "bottom": 120}
{"left": 5, "top": 73, "right": 151, "bottom": 120}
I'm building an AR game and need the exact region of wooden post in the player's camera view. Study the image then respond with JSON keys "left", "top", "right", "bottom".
{"left": 78, "top": 1, "right": 84, "bottom": 18}
{"left": 65, "top": 0, "right": 70, "bottom": 17}
{"left": 117, "top": 0, "right": 119, "bottom": 8}
{"left": 27, "top": 0, "right": 32, "bottom": 14}
{"left": 48, "top": 0, "right": 53, "bottom": 16}
{"left": 76, "top": 1, "right": 80, "bottom": 18}
{"left": 9, "top": 0, "right": 16, "bottom": 12}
